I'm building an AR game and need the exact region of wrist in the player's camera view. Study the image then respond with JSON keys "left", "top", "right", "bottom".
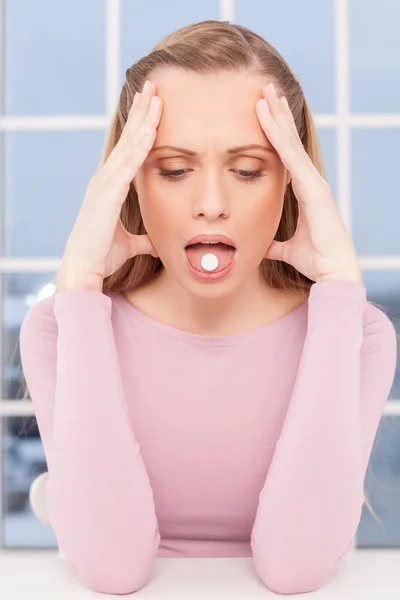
{"left": 56, "top": 272, "right": 103, "bottom": 293}
{"left": 316, "top": 271, "right": 363, "bottom": 284}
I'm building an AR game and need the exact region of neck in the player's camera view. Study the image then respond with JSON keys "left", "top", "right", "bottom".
{"left": 139, "top": 266, "right": 290, "bottom": 336}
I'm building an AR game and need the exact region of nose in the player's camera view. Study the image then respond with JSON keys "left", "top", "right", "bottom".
{"left": 191, "top": 171, "right": 231, "bottom": 221}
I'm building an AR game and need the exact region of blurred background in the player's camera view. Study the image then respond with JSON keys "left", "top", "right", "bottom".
{"left": 0, "top": 0, "right": 399, "bottom": 552}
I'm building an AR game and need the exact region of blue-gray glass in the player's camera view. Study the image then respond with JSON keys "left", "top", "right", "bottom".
{"left": 235, "top": 0, "right": 335, "bottom": 114}
{"left": 2, "top": 272, "right": 58, "bottom": 401}
{"left": 352, "top": 129, "right": 400, "bottom": 256}
{"left": 120, "top": 0, "right": 220, "bottom": 83}
{"left": 3, "top": 130, "right": 106, "bottom": 257}
{"left": 357, "top": 416, "right": 400, "bottom": 547}
{"left": 362, "top": 270, "right": 400, "bottom": 401}
{"left": 350, "top": 0, "right": 400, "bottom": 113}
{"left": 3, "top": 416, "right": 57, "bottom": 549}
{"left": 317, "top": 128, "right": 337, "bottom": 203}
{"left": 4, "top": 0, "right": 106, "bottom": 115}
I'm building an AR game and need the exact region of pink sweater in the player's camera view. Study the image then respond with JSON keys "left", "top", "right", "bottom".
{"left": 19, "top": 280, "right": 397, "bottom": 594}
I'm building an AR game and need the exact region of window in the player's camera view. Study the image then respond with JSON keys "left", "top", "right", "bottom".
{"left": 1, "top": 0, "right": 399, "bottom": 551}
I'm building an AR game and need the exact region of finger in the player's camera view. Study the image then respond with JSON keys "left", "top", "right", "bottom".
{"left": 111, "top": 110, "right": 159, "bottom": 190}
{"left": 128, "top": 80, "right": 156, "bottom": 125}
{"left": 91, "top": 99, "right": 161, "bottom": 211}
{"left": 265, "top": 84, "right": 303, "bottom": 151}
{"left": 126, "top": 92, "right": 162, "bottom": 145}
{"left": 113, "top": 95, "right": 162, "bottom": 184}
{"left": 256, "top": 102, "right": 300, "bottom": 178}
{"left": 131, "top": 234, "right": 158, "bottom": 257}
{"left": 265, "top": 239, "right": 291, "bottom": 262}
{"left": 279, "top": 95, "right": 304, "bottom": 145}
{"left": 257, "top": 88, "right": 310, "bottom": 177}
{"left": 255, "top": 96, "right": 282, "bottom": 151}
{"left": 263, "top": 83, "right": 285, "bottom": 121}
{"left": 106, "top": 86, "right": 161, "bottom": 176}
{"left": 107, "top": 80, "right": 157, "bottom": 171}
{"left": 120, "top": 80, "right": 157, "bottom": 144}
{"left": 263, "top": 83, "right": 296, "bottom": 138}
{"left": 280, "top": 95, "right": 295, "bottom": 126}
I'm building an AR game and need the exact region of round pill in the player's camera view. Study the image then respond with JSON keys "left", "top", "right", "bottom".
{"left": 201, "top": 253, "right": 219, "bottom": 271}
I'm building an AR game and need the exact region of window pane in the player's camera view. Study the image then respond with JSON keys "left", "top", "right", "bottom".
{"left": 352, "top": 129, "right": 400, "bottom": 255}
{"left": 4, "top": 0, "right": 106, "bottom": 115}
{"left": 235, "top": 0, "right": 335, "bottom": 113}
{"left": 2, "top": 272, "right": 57, "bottom": 401}
{"left": 3, "top": 130, "right": 106, "bottom": 257}
{"left": 2, "top": 416, "right": 57, "bottom": 549}
{"left": 317, "top": 128, "right": 337, "bottom": 202}
{"left": 362, "top": 270, "right": 400, "bottom": 401}
{"left": 121, "top": 0, "right": 220, "bottom": 85}
{"left": 350, "top": 0, "right": 400, "bottom": 113}
{"left": 357, "top": 416, "right": 400, "bottom": 547}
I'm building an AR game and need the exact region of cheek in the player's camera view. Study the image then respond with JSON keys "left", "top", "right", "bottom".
{"left": 135, "top": 170, "right": 163, "bottom": 222}
{"left": 136, "top": 176, "right": 184, "bottom": 244}
{"left": 133, "top": 172, "right": 158, "bottom": 234}
{"left": 262, "top": 196, "right": 284, "bottom": 234}
{"left": 243, "top": 191, "right": 284, "bottom": 251}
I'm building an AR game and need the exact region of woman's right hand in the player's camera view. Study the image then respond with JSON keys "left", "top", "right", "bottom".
{"left": 56, "top": 79, "right": 163, "bottom": 292}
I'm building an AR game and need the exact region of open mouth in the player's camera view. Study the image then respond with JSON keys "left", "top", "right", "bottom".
{"left": 185, "top": 242, "right": 236, "bottom": 273}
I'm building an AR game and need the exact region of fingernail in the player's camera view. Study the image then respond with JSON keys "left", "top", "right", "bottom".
{"left": 268, "top": 82, "right": 275, "bottom": 94}
{"left": 143, "top": 79, "right": 151, "bottom": 93}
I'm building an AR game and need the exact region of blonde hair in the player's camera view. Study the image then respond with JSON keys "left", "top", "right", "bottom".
{"left": 15, "top": 19, "right": 389, "bottom": 525}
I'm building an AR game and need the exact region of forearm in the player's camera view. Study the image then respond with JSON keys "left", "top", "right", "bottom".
{"left": 251, "top": 281, "right": 369, "bottom": 593}
{"left": 48, "top": 290, "right": 160, "bottom": 593}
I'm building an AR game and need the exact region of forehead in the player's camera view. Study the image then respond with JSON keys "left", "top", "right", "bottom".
{"left": 148, "top": 69, "right": 271, "bottom": 147}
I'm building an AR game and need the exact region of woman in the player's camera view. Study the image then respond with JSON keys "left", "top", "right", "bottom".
{"left": 19, "top": 19, "right": 397, "bottom": 595}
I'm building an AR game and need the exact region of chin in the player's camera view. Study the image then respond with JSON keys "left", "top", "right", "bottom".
{"left": 180, "top": 267, "right": 247, "bottom": 301}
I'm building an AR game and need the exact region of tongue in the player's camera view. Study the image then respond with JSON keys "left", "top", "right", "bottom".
{"left": 185, "top": 242, "right": 235, "bottom": 273}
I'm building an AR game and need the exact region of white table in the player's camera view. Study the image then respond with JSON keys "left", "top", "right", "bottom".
{"left": 0, "top": 549, "right": 399, "bottom": 598}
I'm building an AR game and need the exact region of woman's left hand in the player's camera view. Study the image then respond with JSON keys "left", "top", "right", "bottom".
{"left": 255, "top": 82, "right": 363, "bottom": 284}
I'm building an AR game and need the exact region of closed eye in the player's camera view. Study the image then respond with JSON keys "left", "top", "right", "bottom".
{"left": 157, "top": 168, "right": 266, "bottom": 183}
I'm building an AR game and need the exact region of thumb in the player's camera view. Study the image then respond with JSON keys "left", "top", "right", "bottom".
{"left": 264, "top": 239, "right": 291, "bottom": 262}
{"left": 131, "top": 234, "right": 159, "bottom": 258}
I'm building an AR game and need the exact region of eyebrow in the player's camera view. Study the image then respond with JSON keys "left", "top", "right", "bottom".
{"left": 150, "top": 144, "right": 275, "bottom": 155}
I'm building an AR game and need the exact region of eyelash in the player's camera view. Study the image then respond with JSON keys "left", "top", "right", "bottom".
{"left": 157, "top": 168, "right": 266, "bottom": 184}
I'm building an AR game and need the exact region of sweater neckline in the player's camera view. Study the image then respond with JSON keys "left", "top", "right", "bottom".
{"left": 112, "top": 291, "right": 309, "bottom": 346}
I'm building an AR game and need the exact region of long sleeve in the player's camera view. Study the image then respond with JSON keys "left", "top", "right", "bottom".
{"left": 19, "top": 290, "right": 161, "bottom": 594}
{"left": 250, "top": 280, "right": 398, "bottom": 595}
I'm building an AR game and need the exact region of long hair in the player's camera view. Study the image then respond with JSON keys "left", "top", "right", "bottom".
{"left": 13, "top": 19, "right": 395, "bottom": 525}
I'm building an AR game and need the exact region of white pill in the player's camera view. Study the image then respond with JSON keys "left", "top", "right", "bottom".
{"left": 201, "top": 253, "right": 219, "bottom": 271}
